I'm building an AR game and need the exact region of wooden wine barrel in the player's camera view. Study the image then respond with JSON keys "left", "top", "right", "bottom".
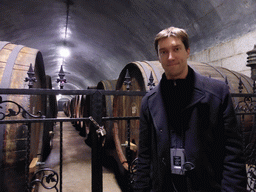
{"left": 96, "top": 80, "right": 117, "bottom": 149}
{"left": 72, "top": 95, "right": 82, "bottom": 130}
{"left": 81, "top": 86, "right": 98, "bottom": 141}
{"left": 77, "top": 95, "right": 87, "bottom": 135}
{"left": 112, "top": 61, "right": 163, "bottom": 170}
{"left": 63, "top": 100, "right": 71, "bottom": 117}
{"left": 190, "top": 62, "right": 254, "bottom": 160}
{"left": 0, "top": 41, "right": 47, "bottom": 191}
{"left": 41, "top": 75, "right": 57, "bottom": 161}
{"left": 83, "top": 81, "right": 117, "bottom": 148}
{"left": 74, "top": 95, "right": 88, "bottom": 132}
{"left": 70, "top": 97, "right": 76, "bottom": 119}
{"left": 112, "top": 60, "right": 254, "bottom": 171}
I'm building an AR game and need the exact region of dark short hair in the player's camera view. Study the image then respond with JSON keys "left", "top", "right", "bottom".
{"left": 154, "top": 27, "right": 189, "bottom": 54}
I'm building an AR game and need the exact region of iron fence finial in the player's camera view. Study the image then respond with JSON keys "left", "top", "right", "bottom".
{"left": 24, "top": 63, "right": 37, "bottom": 89}
{"left": 148, "top": 71, "right": 155, "bottom": 90}
{"left": 124, "top": 69, "right": 131, "bottom": 91}
{"left": 56, "top": 65, "right": 67, "bottom": 89}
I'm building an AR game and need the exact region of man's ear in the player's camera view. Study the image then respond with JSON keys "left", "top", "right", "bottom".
{"left": 186, "top": 48, "right": 190, "bottom": 58}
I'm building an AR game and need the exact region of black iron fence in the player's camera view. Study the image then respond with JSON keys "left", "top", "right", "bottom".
{"left": 0, "top": 88, "right": 145, "bottom": 192}
{"left": 232, "top": 93, "right": 256, "bottom": 191}
{"left": 0, "top": 89, "right": 256, "bottom": 192}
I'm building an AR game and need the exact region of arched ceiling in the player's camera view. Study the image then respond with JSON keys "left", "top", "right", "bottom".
{"left": 1, "top": 0, "right": 256, "bottom": 90}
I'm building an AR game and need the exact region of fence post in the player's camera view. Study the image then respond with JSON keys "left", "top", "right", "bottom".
{"left": 26, "top": 123, "right": 31, "bottom": 192}
{"left": 90, "top": 91, "right": 103, "bottom": 192}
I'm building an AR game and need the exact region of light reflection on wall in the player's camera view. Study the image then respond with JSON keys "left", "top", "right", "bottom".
{"left": 59, "top": 27, "right": 72, "bottom": 39}
{"left": 56, "top": 94, "right": 62, "bottom": 101}
{"left": 59, "top": 47, "right": 70, "bottom": 58}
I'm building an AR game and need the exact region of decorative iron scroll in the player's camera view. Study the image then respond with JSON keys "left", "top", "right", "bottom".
{"left": 234, "top": 97, "right": 256, "bottom": 113}
{"left": 0, "top": 96, "right": 44, "bottom": 120}
{"left": 129, "top": 157, "right": 138, "bottom": 186}
{"left": 247, "top": 165, "right": 256, "bottom": 191}
{"left": 30, "top": 168, "right": 59, "bottom": 191}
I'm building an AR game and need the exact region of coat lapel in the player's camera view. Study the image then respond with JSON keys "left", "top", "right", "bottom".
{"left": 147, "top": 85, "right": 168, "bottom": 132}
{"left": 186, "top": 71, "right": 206, "bottom": 109}
{"left": 147, "top": 70, "right": 206, "bottom": 132}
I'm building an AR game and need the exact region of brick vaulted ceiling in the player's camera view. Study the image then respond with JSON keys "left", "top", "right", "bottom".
{"left": 0, "top": 0, "right": 256, "bottom": 90}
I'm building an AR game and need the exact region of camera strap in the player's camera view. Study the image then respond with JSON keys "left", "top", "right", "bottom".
{"left": 170, "top": 129, "right": 184, "bottom": 149}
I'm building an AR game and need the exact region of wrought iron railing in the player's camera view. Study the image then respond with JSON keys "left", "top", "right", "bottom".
{"left": 0, "top": 88, "right": 144, "bottom": 192}
{"left": 0, "top": 68, "right": 256, "bottom": 191}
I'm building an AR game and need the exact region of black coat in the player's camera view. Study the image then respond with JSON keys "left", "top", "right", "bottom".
{"left": 133, "top": 68, "right": 247, "bottom": 192}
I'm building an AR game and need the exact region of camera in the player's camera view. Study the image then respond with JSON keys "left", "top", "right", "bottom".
{"left": 170, "top": 148, "right": 185, "bottom": 175}
{"left": 170, "top": 148, "right": 195, "bottom": 175}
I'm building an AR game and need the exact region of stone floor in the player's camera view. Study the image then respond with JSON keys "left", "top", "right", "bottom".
{"left": 38, "top": 112, "right": 122, "bottom": 192}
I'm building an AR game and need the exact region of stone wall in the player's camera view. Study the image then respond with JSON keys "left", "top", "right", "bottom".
{"left": 189, "top": 30, "right": 256, "bottom": 78}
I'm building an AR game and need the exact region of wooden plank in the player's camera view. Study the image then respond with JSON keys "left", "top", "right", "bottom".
{"left": 29, "top": 157, "right": 39, "bottom": 173}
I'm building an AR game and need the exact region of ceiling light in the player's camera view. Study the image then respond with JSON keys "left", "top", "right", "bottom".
{"left": 59, "top": 47, "right": 70, "bottom": 58}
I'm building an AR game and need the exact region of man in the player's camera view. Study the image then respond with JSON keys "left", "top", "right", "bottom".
{"left": 133, "top": 27, "right": 247, "bottom": 192}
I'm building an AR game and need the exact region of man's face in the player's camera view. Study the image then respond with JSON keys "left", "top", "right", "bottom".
{"left": 158, "top": 36, "right": 190, "bottom": 80}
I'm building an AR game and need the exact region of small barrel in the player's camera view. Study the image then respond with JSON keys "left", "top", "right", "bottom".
{"left": 112, "top": 60, "right": 254, "bottom": 171}
{"left": 0, "top": 41, "right": 46, "bottom": 191}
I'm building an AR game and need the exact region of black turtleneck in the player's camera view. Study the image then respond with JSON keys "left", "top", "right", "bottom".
{"left": 160, "top": 66, "right": 195, "bottom": 131}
